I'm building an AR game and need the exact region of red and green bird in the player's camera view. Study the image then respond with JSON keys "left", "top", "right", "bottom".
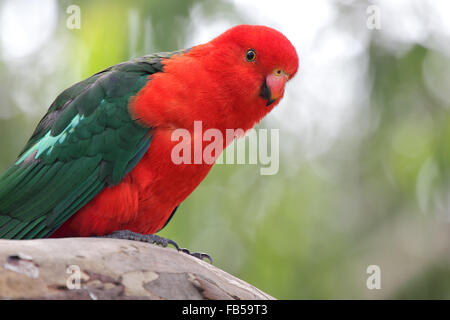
{"left": 0, "top": 25, "right": 298, "bottom": 259}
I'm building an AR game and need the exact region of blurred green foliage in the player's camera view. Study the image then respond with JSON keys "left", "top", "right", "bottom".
{"left": 0, "top": 0, "right": 449, "bottom": 299}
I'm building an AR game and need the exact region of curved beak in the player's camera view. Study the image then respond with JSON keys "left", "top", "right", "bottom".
{"left": 260, "top": 70, "right": 289, "bottom": 107}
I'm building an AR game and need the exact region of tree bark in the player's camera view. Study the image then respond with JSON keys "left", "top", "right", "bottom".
{"left": 0, "top": 238, "right": 274, "bottom": 300}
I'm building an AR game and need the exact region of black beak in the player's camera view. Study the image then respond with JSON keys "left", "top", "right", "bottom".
{"left": 259, "top": 80, "right": 276, "bottom": 107}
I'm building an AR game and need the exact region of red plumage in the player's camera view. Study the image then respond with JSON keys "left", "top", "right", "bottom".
{"left": 51, "top": 25, "right": 299, "bottom": 237}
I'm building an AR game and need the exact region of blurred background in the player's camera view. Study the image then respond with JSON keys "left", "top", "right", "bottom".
{"left": 0, "top": 0, "right": 449, "bottom": 299}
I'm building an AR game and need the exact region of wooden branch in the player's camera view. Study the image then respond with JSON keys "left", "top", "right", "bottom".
{"left": 0, "top": 238, "right": 274, "bottom": 300}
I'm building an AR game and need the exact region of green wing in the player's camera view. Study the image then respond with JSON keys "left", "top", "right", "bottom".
{"left": 0, "top": 52, "right": 178, "bottom": 239}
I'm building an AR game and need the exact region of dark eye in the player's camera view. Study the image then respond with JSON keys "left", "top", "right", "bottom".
{"left": 246, "top": 49, "right": 256, "bottom": 62}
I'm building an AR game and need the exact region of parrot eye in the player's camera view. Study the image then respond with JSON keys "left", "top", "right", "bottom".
{"left": 245, "top": 49, "right": 256, "bottom": 62}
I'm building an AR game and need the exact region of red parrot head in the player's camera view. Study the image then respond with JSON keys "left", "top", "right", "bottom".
{"left": 133, "top": 25, "right": 299, "bottom": 131}
{"left": 209, "top": 25, "right": 299, "bottom": 107}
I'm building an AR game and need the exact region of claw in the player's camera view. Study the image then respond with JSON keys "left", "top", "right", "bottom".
{"left": 192, "top": 252, "right": 213, "bottom": 264}
{"left": 166, "top": 239, "right": 180, "bottom": 251}
{"left": 178, "top": 247, "right": 213, "bottom": 264}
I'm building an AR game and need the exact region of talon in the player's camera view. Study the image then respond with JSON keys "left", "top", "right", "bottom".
{"left": 166, "top": 239, "right": 180, "bottom": 250}
{"left": 178, "top": 247, "right": 213, "bottom": 264}
{"left": 178, "top": 248, "right": 191, "bottom": 254}
{"left": 192, "top": 252, "right": 213, "bottom": 264}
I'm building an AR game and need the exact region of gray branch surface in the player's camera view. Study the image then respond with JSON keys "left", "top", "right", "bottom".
{"left": 0, "top": 238, "right": 274, "bottom": 300}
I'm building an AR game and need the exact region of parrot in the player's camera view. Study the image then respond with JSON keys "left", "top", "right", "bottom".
{"left": 0, "top": 25, "right": 298, "bottom": 260}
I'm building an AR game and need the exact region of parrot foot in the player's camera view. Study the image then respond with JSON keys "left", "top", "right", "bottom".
{"left": 101, "top": 230, "right": 179, "bottom": 249}
{"left": 101, "top": 230, "right": 213, "bottom": 263}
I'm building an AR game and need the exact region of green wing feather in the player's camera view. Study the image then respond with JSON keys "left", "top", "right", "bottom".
{"left": 0, "top": 51, "right": 179, "bottom": 239}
